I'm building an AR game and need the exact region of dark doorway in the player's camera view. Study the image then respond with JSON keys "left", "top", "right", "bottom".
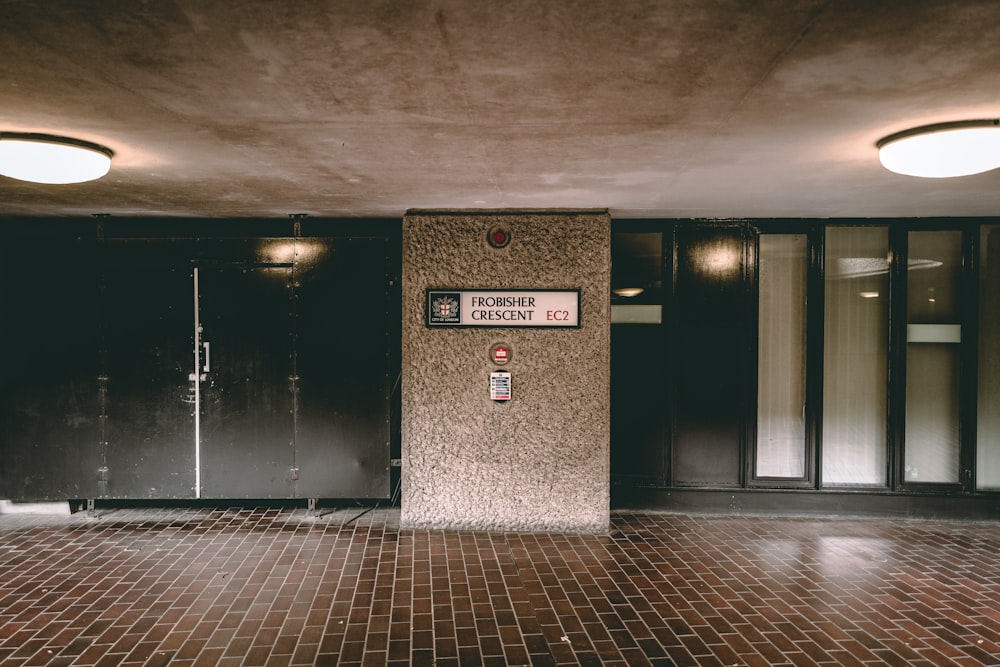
{"left": 1, "top": 227, "right": 395, "bottom": 501}
{"left": 672, "top": 225, "right": 749, "bottom": 486}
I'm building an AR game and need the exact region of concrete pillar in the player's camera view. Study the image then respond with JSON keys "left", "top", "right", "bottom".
{"left": 401, "top": 210, "right": 610, "bottom": 532}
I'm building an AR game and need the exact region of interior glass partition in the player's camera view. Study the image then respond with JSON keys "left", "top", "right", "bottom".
{"left": 610, "top": 219, "right": 994, "bottom": 507}
{"left": 903, "top": 230, "right": 962, "bottom": 484}
{"left": 756, "top": 234, "right": 808, "bottom": 478}
{"left": 822, "top": 227, "right": 889, "bottom": 486}
{"left": 610, "top": 229, "right": 668, "bottom": 486}
{"left": 978, "top": 225, "right": 1000, "bottom": 490}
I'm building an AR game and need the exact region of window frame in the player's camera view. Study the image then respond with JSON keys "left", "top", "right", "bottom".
{"left": 891, "top": 222, "right": 978, "bottom": 494}
{"left": 748, "top": 222, "right": 822, "bottom": 489}
{"left": 609, "top": 218, "right": 995, "bottom": 498}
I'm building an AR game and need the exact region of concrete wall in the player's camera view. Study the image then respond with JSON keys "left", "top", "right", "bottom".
{"left": 401, "top": 211, "right": 610, "bottom": 533}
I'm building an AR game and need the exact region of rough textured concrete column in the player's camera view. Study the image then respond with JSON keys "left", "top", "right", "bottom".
{"left": 401, "top": 210, "right": 610, "bottom": 533}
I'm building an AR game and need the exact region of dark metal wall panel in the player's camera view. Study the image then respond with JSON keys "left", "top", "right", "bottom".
{"left": 673, "top": 225, "right": 748, "bottom": 486}
{"left": 1, "top": 226, "right": 395, "bottom": 501}
{"left": 610, "top": 325, "right": 669, "bottom": 485}
{"left": 610, "top": 225, "right": 669, "bottom": 487}
{"left": 0, "top": 235, "right": 102, "bottom": 500}
{"left": 199, "top": 263, "right": 295, "bottom": 498}
{"left": 294, "top": 238, "right": 391, "bottom": 498}
{"left": 101, "top": 244, "right": 196, "bottom": 498}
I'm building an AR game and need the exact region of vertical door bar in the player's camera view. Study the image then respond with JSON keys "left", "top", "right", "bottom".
{"left": 289, "top": 240, "right": 300, "bottom": 497}
{"left": 193, "top": 266, "right": 202, "bottom": 498}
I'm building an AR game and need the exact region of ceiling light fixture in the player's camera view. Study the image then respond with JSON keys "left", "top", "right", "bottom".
{"left": 833, "top": 257, "right": 942, "bottom": 278}
{"left": 877, "top": 119, "right": 1000, "bottom": 178}
{"left": 613, "top": 287, "right": 644, "bottom": 298}
{"left": 0, "top": 132, "right": 113, "bottom": 184}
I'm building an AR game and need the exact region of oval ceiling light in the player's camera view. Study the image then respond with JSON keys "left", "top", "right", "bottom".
{"left": 877, "top": 119, "right": 1000, "bottom": 178}
{"left": 0, "top": 132, "right": 113, "bottom": 184}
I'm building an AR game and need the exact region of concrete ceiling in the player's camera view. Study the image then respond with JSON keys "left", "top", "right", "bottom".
{"left": 2, "top": 0, "right": 999, "bottom": 220}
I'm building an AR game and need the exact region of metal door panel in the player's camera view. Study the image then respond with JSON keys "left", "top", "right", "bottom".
{"left": 2, "top": 232, "right": 393, "bottom": 501}
{"left": 101, "top": 242, "right": 195, "bottom": 498}
{"left": 611, "top": 325, "right": 669, "bottom": 485}
{"left": 198, "top": 264, "right": 294, "bottom": 497}
{"left": 294, "top": 238, "right": 391, "bottom": 498}
{"left": 0, "top": 237, "right": 101, "bottom": 500}
{"left": 673, "top": 226, "right": 746, "bottom": 486}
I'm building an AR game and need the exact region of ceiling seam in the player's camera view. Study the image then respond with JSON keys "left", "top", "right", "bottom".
{"left": 649, "top": 0, "right": 838, "bottom": 207}
{"left": 433, "top": 7, "right": 504, "bottom": 203}
{"left": 719, "top": 0, "right": 836, "bottom": 126}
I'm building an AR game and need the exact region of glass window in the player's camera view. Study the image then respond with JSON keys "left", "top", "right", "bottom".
{"left": 822, "top": 227, "right": 889, "bottom": 486}
{"left": 611, "top": 232, "right": 663, "bottom": 324}
{"left": 610, "top": 230, "right": 668, "bottom": 484}
{"left": 979, "top": 225, "right": 1000, "bottom": 490}
{"left": 673, "top": 226, "right": 745, "bottom": 486}
{"left": 756, "top": 234, "right": 808, "bottom": 478}
{"left": 904, "top": 230, "right": 962, "bottom": 484}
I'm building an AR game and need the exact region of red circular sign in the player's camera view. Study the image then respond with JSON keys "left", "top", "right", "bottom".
{"left": 487, "top": 225, "right": 512, "bottom": 248}
{"left": 491, "top": 343, "right": 512, "bottom": 365}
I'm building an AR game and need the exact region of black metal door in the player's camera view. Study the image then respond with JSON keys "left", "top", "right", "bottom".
{"left": 673, "top": 225, "right": 749, "bottom": 486}
{"left": 294, "top": 238, "right": 391, "bottom": 498}
{"left": 98, "top": 237, "right": 390, "bottom": 500}
{"left": 197, "top": 262, "right": 295, "bottom": 497}
{"left": 1, "top": 233, "right": 392, "bottom": 501}
{"left": 101, "top": 242, "right": 195, "bottom": 498}
{"left": 0, "top": 231, "right": 102, "bottom": 500}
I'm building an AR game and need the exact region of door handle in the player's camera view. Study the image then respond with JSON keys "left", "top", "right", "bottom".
{"left": 203, "top": 342, "right": 211, "bottom": 372}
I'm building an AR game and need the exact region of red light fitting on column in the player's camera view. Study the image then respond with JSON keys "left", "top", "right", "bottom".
{"left": 487, "top": 225, "right": 512, "bottom": 248}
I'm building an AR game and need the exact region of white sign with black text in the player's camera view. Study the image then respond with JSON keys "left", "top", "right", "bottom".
{"left": 426, "top": 289, "right": 580, "bottom": 328}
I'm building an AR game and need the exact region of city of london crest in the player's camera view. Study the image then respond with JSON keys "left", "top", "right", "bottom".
{"left": 428, "top": 292, "right": 461, "bottom": 325}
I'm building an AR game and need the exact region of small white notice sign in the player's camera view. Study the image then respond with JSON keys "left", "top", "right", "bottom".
{"left": 490, "top": 371, "right": 511, "bottom": 401}
{"left": 426, "top": 289, "right": 580, "bottom": 328}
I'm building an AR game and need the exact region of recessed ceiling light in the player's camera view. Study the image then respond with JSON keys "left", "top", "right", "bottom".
{"left": 0, "top": 132, "right": 113, "bottom": 184}
{"left": 613, "top": 287, "right": 644, "bottom": 297}
{"left": 877, "top": 119, "right": 1000, "bottom": 178}
{"left": 832, "top": 257, "right": 943, "bottom": 278}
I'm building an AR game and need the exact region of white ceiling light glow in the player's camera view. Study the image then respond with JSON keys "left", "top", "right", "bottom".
{"left": 0, "top": 132, "right": 113, "bottom": 184}
{"left": 877, "top": 120, "right": 1000, "bottom": 178}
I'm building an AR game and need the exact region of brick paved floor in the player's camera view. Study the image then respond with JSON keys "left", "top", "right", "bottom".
{"left": 0, "top": 507, "right": 998, "bottom": 666}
